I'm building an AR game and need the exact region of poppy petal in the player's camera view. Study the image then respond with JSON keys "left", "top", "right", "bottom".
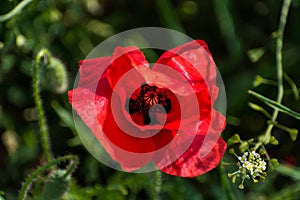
{"left": 154, "top": 40, "right": 219, "bottom": 102}
{"left": 69, "top": 40, "right": 227, "bottom": 176}
{"left": 155, "top": 108, "right": 226, "bottom": 177}
{"left": 106, "top": 46, "right": 149, "bottom": 90}
{"left": 69, "top": 87, "right": 153, "bottom": 171}
{"left": 78, "top": 57, "right": 112, "bottom": 97}
{"left": 159, "top": 136, "right": 227, "bottom": 177}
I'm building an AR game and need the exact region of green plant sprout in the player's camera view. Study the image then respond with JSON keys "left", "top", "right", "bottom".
{"left": 227, "top": 0, "right": 299, "bottom": 190}
{"left": 18, "top": 49, "right": 78, "bottom": 200}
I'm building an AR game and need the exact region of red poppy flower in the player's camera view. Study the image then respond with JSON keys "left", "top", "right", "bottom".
{"left": 68, "top": 40, "right": 227, "bottom": 177}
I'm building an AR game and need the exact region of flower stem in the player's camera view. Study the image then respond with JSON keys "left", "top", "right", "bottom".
{"left": 33, "top": 49, "right": 53, "bottom": 162}
{"left": 18, "top": 155, "right": 78, "bottom": 200}
{"left": 0, "top": 0, "right": 33, "bottom": 22}
{"left": 153, "top": 170, "right": 162, "bottom": 200}
{"left": 219, "top": 165, "right": 236, "bottom": 200}
{"left": 263, "top": 0, "right": 292, "bottom": 143}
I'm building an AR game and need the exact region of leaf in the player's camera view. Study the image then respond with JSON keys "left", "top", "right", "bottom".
{"left": 213, "top": 0, "right": 242, "bottom": 61}
{"left": 270, "top": 136, "right": 279, "bottom": 145}
{"left": 275, "top": 164, "right": 300, "bottom": 180}
{"left": 253, "top": 75, "right": 264, "bottom": 87}
{"left": 270, "top": 158, "right": 279, "bottom": 166}
{"left": 227, "top": 134, "right": 242, "bottom": 145}
{"left": 247, "top": 48, "right": 265, "bottom": 63}
{"left": 289, "top": 129, "right": 298, "bottom": 141}
{"left": 51, "top": 100, "right": 77, "bottom": 134}
{"left": 239, "top": 142, "right": 249, "bottom": 153}
{"left": 269, "top": 158, "right": 279, "bottom": 171}
{"left": 41, "top": 169, "right": 71, "bottom": 200}
{"left": 249, "top": 90, "right": 300, "bottom": 120}
{"left": 154, "top": 0, "right": 186, "bottom": 35}
{"left": 0, "top": 191, "right": 4, "bottom": 200}
{"left": 270, "top": 183, "right": 300, "bottom": 200}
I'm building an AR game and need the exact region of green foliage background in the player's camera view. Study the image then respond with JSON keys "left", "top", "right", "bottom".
{"left": 0, "top": 0, "right": 300, "bottom": 199}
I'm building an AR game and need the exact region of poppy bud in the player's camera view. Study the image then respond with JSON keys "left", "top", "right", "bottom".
{"left": 40, "top": 57, "right": 68, "bottom": 94}
{"left": 41, "top": 169, "right": 71, "bottom": 200}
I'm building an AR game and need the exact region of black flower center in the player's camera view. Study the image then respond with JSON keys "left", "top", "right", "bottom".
{"left": 128, "top": 84, "right": 172, "bottom": 125}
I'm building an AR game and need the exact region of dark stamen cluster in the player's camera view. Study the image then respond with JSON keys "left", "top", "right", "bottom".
{"left": 128, "top": 84, "right": 172, "bottom": 125}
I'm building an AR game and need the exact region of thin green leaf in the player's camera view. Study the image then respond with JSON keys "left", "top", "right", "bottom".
{"left": 51, "top": 100, "right": 77, "bottom": 134}
{"left": 213, "top": 0, "right": 242, "bottom": 61}
{"left": 270, "top": 183, "right": 300, "bottom": 200}
{"left": 249, "top": 90, "right": 300, "bottom": 120}
{"left": 275, "top": 164, "right": 300, "bottom": 180}
{"left": 154, "top": 0, "right": 185, "bottom": 33}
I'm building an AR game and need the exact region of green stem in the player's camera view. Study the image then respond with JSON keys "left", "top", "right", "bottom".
{"left": 263, "top": 0, "right": 292, "bottom": 143}
{"left": 153, "top": 170, "right": 162, "bottom": 200}
{"left": 219, "top": 165, "right": 236, "bottom": 200}
{"left": 261, "top": 79, "right": 278, "bottom": 87}
{"left": 33, "top": 49, "right": 53, "bottom": 162}
{"left": 261, "top": 144, "right": 271, "bottom": 161}
{"left": 275, "top": 164, "right": 300, "bottom": 180}
{"left": 0, "top": 0, "right": 33, "bottom": 22}
{"left": 63, "top": 156, "right": 79, "bottom": 178}
{"left": 248, "top": 102, "right": 272, "bottom": 119}
{"left": 18, "top": 155, "right": 79, "bottom": 200}
{"left": 248, "top": 90, "right": 300, "bottom": 120}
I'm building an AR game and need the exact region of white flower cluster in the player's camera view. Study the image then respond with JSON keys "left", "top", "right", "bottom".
{"left": 238, "top": 151, "right": 267, "bottom": 178}
{"left": 228, "top": 149, "right": 268, "bottom": 189}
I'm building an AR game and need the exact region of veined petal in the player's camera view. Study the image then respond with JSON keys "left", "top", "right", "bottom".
{"left": 159, "top": 136, "right": 226, "bottom": 177}
{"left": 78, "top": 57, "right": 112, "bottom": 98}
{"left": 107, "top": 46, "right": 149, "bottom": 90}
{"left": 154, "top": 109, "right": 226, "bottom": 177}
{"left": 69, "top": 40, "right": 227, "bottom": 176}
{"left": 69, "top": 87, "right": 153, "bottom": 171}
{"left": 154, "top": 40, "right": 219, "bottom": 102}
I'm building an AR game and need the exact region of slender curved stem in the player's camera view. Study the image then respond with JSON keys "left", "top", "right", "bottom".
{"left": 263, "top": 0, "right": 292, "bottom": 143}
{"left": 0, "top": 0, "right": 33, "bottom": 22}
{"left": 153, "top": 170, "right": 162, "bottom": 200}
{"left": 63, "top": 156, "right": 79, "bottom": 178}
{"left": 33, "top": 49, "right": 53, "bottom": 162}
{"left": 18, "top": 155, "right": 79, "bottom": 200}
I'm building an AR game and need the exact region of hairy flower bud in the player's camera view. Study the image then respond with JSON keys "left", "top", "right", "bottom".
{"left": 41, "top": 169, "right": 71, "bottom": 200}
{"left": 40, "top": 57, "right": 68, "bottom": 94}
